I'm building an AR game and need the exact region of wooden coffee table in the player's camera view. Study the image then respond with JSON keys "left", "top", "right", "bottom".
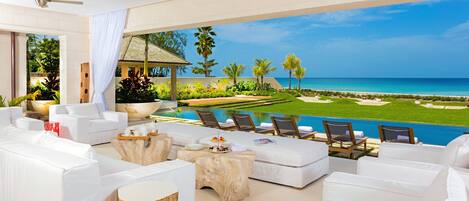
{"left": 177, "top": 148, "right": 256, "bottom": 201}
{"left": 111, "top": 133, "right": 172, "bottom": 165}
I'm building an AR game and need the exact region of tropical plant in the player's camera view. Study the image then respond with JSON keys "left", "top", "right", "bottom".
{"left": 223, "top": 63, "right": 245, "bottom": 84}
{"left": 193, "top": 26, "right": 217, "bottom": 77}
{"left": 30, "top": 73, "right": 60, "bottom": 100}
{"left": 148, "top": 31, "right": 188, "bottom": 76}
{"left": 253, "top": 58, "right": 276, "bottom": 87}
{"left": 0, "top": 92, "right": 39, "bottom": 107}
{"left": 116, "top": 71, "right": 158, "bottom": 103}
{"left": 294, "top": 66, "right": 306, "bottom": 90}
{"left": 283, "top": 54, "right": 301, "bottom": 90}
{"left": 252, "top": 65, "right": 262, "bottom": 84}
{"left": 0, "top": 96, "right": 6, "bottom": 107}
{"left": 35, "top": 38, "right": 60, "bottom": 74}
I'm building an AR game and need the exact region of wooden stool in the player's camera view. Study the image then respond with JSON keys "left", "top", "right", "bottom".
{"left": 118, "top": 181, "right": 178, "bottom": 201}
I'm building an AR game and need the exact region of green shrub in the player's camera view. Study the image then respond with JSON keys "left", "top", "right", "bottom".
{"left": 116, "top": 72, "right": 158, "bottom": 103}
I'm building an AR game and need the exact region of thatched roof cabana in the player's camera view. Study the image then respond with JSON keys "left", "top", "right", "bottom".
{"left": 118, "top": 36, "right": 191, "bottom": 101}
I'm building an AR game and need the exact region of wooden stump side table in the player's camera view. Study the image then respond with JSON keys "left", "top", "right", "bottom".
{"left": 118, "top": 181, "right": 178, "bottom": 201}
{"left": 111, "top": 133, "right": 172, "bottom": 165}
{"left": 177, "top": 149, "right": 256, "bottom": 201}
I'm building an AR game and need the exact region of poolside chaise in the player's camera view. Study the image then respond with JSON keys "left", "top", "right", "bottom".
{"left": 142, "top": 122, "right": 330, "bottom": 188}
{"left": 196, "top": 110, "right": 236, "bottom": 130}
{"left": 271, "top": 116, "right": 317, "bottom": 139}
{"left": 232, "top": 113, "right": 275, "bottom": 134}
{"left": 323, "top": 120, "right": 368, "bottom": 159}
{"left": 378, "top": 125, "right": 418, "bottom": 144}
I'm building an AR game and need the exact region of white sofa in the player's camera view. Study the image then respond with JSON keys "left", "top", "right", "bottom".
{"left": 144, "top": 122, "right": 329, "bottom": 188}
{"left": 323, "top": 157, "right": 468, "bottom": 201}
{"left": 0, "top": 126, "right": 196, "bottom": 201}
{"left": 379, "top": 134, "right": 469, "bottom": 168}
{"left": 0, "top": 107, "right": 44, "bottom": 131}
{"left": 49, "top": 103, "right": 128, "bottom": 145}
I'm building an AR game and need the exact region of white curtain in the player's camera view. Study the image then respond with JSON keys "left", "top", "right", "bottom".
{"left": 91, "top": 9, "right": 128, "bottom": 109}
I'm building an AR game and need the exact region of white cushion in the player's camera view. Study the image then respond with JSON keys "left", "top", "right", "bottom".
{"left": 37, "top": 134, "right": 94, "bottom": 159}
{"left": 154, "top": 122, "right": 216, "bottom": 146}
{"left": 0, "top": 126, "right": 44, "bottom": 144}
{"left": 422, "top": 167, "right": 449, "bottom": 201}
{"left": 441, "top": 135, "right": 469, "bottom": 168}
{"left": 89, "top": 119, "right": 119, "bottom": 133}
{"left": 66, "top": 104, "right": 101, "bottom": 119}
{"left": 0, "top": 108, "right": 11, "bottom": 128}
{"left": 199, "top": 131, "right": 328, "bottom": 167}
{"left": 446, "top": 168, "right": 468, "bottom": 201}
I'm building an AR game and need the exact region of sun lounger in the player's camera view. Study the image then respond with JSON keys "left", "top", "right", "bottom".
{"left": 196, "top": 110, "right": 236, "bottom": 130}
{"left": 231, "top": 114, "right": 275, "bottom": 134}
{"left": 271, "top": 116, "right": 316, "bottom": 139}
{"left": 323, "top": 120, "right": 368, "bottom": 159}
{"left": 378, "top": 125, "right": 418, "bottom": 144}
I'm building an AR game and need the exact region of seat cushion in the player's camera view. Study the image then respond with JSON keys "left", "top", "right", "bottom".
{"left": 37, "top": 134, "right": 94, "bottom": 159}
{"left": 154, "top": 122, "right": 218, "bottom": 146}
{"left": 441, "top": 135, "right": 469, "bottom": 168}
{"left": 199, "top": 131, "right": 329, "bottom": 167}
{"left": 66, "top": 104, "right": 101, "bottom": 119}
{"left": 89, "top": 119, "right": 119, "bottom": 133}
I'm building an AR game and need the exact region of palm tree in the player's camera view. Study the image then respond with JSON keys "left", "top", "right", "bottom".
{"left": 252, "top": 65, "right": 262, "bottom": 84}
{"left": 223, "top": 63, "right": 245, "bottom": 85}
{"left": 193, "top": 26, "right": 217, "bottom": 77}
{"left": 294, "top": 66, "right": 306, "bottom": 90}
{"left": 282, "top": 54, "right": 301, "bottom": 90}
{"left": 254, "top": 58, "right": 276, "bottom": 86}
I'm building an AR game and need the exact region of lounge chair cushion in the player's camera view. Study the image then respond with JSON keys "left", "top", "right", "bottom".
{"left": 446, "top": 168, "right": 468, "bottom": 201}
{"left": 66, "top": 104, "right": 101, "bottom": 119}
{"left": 440, "top": 135, "right": 469, "bottom": 168}
{"left": 89, "top": 119, "right": 119, "bottom": 133}
{"left": 199, "top": 131, "right": 328, "bottom": 167}
{"left": 154, "top": 122, "right": 217, "bottom": 146}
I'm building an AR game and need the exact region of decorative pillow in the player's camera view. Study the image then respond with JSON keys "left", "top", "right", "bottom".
{"left": 446, "top": 168, "right": 468, "bottom": 201}
{"left": 441, "top": 135, "right": 469, "bottom": 168}
{"left": 37, "top": 134, "right": 95, "bottom": 159}
{"left": 66, "top": 104, "right": 101, "bottom": 119}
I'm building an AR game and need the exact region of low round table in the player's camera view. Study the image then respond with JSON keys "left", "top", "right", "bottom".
{"left": 177, "top": 148, "right": 256, "bottom": 201}
{"left": 118, "top": 181, "right": 178, "bottom": 201}
{"left": 111, "top": 133, "right": 172, "bottom": 165}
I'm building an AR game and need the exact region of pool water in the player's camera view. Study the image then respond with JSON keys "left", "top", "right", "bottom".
{"left": 156, "top": 107, "right": 469, "bottom": 146}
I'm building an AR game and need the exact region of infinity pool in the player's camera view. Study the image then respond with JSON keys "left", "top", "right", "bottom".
{"left": 156, "top": 107, "right": 469, "bottom": 146}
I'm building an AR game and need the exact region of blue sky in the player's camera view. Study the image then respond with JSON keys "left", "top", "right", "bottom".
{"left": 180, "top": 0, "right": 469, "bottom": 78}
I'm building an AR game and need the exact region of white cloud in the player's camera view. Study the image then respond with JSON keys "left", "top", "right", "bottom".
{"left": 215, "top": 22, "right": 291, "bottom": 44}
{"left": 302, "top": 9, "right": 391, "bottom": 28}
{"left": 444, "top": 20, "right": 469, "bottom": 40}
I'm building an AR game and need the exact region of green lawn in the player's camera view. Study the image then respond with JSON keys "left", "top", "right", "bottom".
{"left": 241, "top": 93, "right": 469, "bottom": 127}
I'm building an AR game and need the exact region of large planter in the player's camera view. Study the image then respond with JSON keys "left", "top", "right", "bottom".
{"left": 31, "top": 100, "right": 56, "bottom": 116}
{"left": 116, "top": 101, "right": 161, "bottom": 121}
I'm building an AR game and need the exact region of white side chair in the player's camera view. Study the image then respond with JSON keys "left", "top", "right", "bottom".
{"left": 0, "top": 107, "right": 44, "bottom": 131}
{"left": 379, "top": 134, "right": 469, "bottom": 169}
{"left": 49, "top": 103, "right": 127, "bottom": 145}
{"left": 323, "top": 157, "right": 468, "bottom": 201}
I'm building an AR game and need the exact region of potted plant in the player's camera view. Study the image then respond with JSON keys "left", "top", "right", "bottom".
{"left": 116, "top": 72, "right": 160, "bottom": 121}
{"left": 29, "top": 73, "right": 60, "bottom": 116}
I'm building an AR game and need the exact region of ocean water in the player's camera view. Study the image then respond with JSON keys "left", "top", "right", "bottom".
{"left": 157, "top": 107, "right": 469, "bottom": 146}
{"left": 276, "top": 78, "right": 469, "bottom": 97}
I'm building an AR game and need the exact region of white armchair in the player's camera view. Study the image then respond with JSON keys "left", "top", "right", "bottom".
{"left": 0, "top": 107, "right": 44, "bottom": 131}
{"left": 323, "top": 157, "right": 453, "bottom": 201}
{"left": 49, "top": 103, "right": 127, "bottom": 145}
{"left": 379, "top": 134, "right": 469, "bottom": 168}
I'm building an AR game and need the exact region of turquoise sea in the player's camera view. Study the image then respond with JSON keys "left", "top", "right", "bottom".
{"left": 275, "top": 78, "right": 469, "bottom": 97}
